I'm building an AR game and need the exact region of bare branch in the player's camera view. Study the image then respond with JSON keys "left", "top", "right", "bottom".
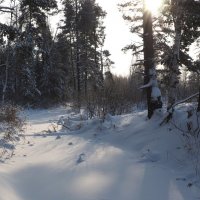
{"left": 0, "top": 6, "right": 14, "bottom": 10}
{"left": 171, "top": 92, "right": 199, "bottom": 109}
{"left": 0, "top": 63, "right": 6, "bottom": 67}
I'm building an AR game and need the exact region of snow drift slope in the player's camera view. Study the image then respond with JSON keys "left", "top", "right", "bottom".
{"left": 0, "top": 107, "right": 199, "bottom": 200}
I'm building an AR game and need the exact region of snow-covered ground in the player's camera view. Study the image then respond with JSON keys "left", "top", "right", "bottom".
{"left": 0, "top": 106, "right": 200, "bottom": 200}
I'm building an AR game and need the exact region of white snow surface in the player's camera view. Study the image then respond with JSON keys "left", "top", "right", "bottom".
{"left": 0, "top": 107, "right": 200, "bottom": 200}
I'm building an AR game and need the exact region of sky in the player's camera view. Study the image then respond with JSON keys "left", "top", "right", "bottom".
{"left": 96, "top": 0, "right": 133, "bottom": 76}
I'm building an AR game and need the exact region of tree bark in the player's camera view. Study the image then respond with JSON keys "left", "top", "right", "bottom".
{"left": 168, "top": 0, "right": 182, "bottom": 108}
{"left": 70, "top": 33, "right": 76, "bottom": 92}
{"left": 143, "top": 1, "right": 154, "bottom": 119}
{"left": 142, "top": 0, "right": 163, "bottom": 118}
{"left": 75, "top": 0, "right": 81, "bottom": 105}
{"left": 198, "top": 87, "right": 200, "bottom": 112}
{"left": 168, "top": 21, "right": 181, "bottom": 107}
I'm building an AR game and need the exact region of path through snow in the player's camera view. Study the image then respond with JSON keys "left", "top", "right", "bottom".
{"left": 0, "top": 107, "right": 199, "bottom": 200}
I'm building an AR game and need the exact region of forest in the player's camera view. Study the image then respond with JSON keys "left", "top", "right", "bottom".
{"left": 0, "top": 0, "right": 200, "bottom": 200}
{"left": 0, "top": 0, "right": 199, "bottom": 115}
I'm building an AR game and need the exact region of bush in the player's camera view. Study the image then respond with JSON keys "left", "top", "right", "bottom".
{"left": 82, "top": 74, "right": 141, "bottom": 119}
{"left": 0, "top": 104, "right": 25, "bottom": 141}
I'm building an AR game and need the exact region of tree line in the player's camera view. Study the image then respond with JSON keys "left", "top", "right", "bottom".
{"left": 0, "top": 0, "right": 113, "bottom": 107}
{"left": 0, "top": 0, "right": 200, "bottom": 118}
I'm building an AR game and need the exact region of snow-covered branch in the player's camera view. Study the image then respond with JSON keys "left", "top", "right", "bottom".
{"left": 140, "top": 80, "right": 152, "bottom": 89}
{"left": 161, "top": 92, "right": 200, "bottom": 126}
{"left": 0, "top": 6, "right": 14, "bottom": 10}
{"left": 170, "top": 92, "right": 199, "bottom": 110}
{"left": 0, "top": 6, "right": 14, "bottom": 12}
{"left": 140, "top": 68, "right": 162, "bottom": 101}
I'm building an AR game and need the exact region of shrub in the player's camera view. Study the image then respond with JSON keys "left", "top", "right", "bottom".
{"left": 82, "top": 74, "right": 140, "bottom": 119}
{"left": 0, "top": 104, "right": 25, "bottom": 141}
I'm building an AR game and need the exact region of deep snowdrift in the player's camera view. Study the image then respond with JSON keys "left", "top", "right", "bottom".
{"left": 0, "top": 107, "right": 199, "bottom": 200}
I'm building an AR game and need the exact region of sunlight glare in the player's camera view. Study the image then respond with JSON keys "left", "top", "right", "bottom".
{"left": 144, "top": 0, "right": 163, "bottom": 14}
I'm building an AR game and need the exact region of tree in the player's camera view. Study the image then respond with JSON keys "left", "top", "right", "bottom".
{"left": 198, "top": 87, "right": 200, "bottom": 112}
{"left": 62, "top": 0, "right": 106, "bottom": 103}
{"left": 120, "top": 0, "right": 200, "bottom": 116}
{"left": 13, "top": 0, "right": 57, "bottom": 103}
{"left": 143, "top": 0, "right": 162, "bottom": 118}
{"left": 0, "top": 0, "right": 18, "bottom": 104}
{"left": 159, "top": 0, "right": 200, "bottom": 108}
{"left": 120, "top": 0, "right": 162, "bottom": 118}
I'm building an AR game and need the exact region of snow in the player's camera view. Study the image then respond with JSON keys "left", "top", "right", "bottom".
{"left": 151, "top": 86, "right": 161, "bottom": 100}
{"left": 140, "top": 68, "right": 162, "bottom": 101}
{"left": 0, "top": 106, "right": 200, "bottom": 200}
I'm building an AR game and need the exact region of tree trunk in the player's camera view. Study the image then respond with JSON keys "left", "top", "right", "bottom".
{"left": 167, "top": 0, "right": 182, "bottom": 108}
{"left": 70, "top": 33, "right": 76, "bottom": 92}
{"left": 2, "top": 62, "right": 8, "bottom": 105}
{"left": 198, "top": 87, "right": 200, "bottom": 112}
{"left": 100, "top": 47, "right": 103, "bottom": 75}
{"left": 168, "top": 21, "right": 181, "bottom": 108}
{"left": 142, "top": 1, "right": 162, "bottom": 118}
{"left": 2, "top": 8, "right": 13, "bottom": 105}
{"left": 84, "top": 42, "right": 88, "bottom": 97}
{"left": 75, "top": 0, "right": 81, "bottom": 106}
{"left": 143, "top": 1, "right": 154, "bottom": 119}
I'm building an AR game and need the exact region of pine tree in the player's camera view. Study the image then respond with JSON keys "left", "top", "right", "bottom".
{"left": 120, "top": 0, "right": 162, "bottom": 118}
{"left": 120, "top": 0, "right": 200, "bottom": 114}
{"left": 143, "top": 0, "right": 163, "bottom": 118}
{"left": 14, "top": 0, "right": 57, "bottom": 103}
{"left": 62, "top": 0, "right": 106, "bottom": 103}
{"left": 49, "top": 32, "right": 72, "bottom": 101}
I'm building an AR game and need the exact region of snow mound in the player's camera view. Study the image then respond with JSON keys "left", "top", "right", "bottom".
{"left": 58, "top": 111, "right": 117, "bottom": 132}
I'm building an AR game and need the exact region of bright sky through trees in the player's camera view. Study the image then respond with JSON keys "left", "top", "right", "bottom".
{"left": 96, "top": 0, "right": 133, "bottom": 76}
{"left": 144, "top": 0, "right": 163, "bottom": 13}
{"left": 50, "top": 0, "right": 133, "bottom": 76}
{"left": 97, "top": 0, "right": 163, "bottom": 76}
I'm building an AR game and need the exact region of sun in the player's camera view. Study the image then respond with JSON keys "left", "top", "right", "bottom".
{"left": 144, "top": 0, "right": 163, "bottom": 14}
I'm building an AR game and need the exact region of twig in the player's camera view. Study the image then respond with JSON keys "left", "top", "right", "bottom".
{"left": 160, "top": 92, "right": 199, "bottom": 126}
{"left": 62, "top": 124, "right": 71, "bottom": 131}
{"left": 171, "top": 92, "right": 199, "bottom": 109}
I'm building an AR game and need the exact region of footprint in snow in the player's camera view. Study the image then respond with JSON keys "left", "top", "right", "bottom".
{"left": 76, "top": 153, "right": 86, "bottom": 164}
{"left": 139, "top": 150, "right": 161, "bottom": 163}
